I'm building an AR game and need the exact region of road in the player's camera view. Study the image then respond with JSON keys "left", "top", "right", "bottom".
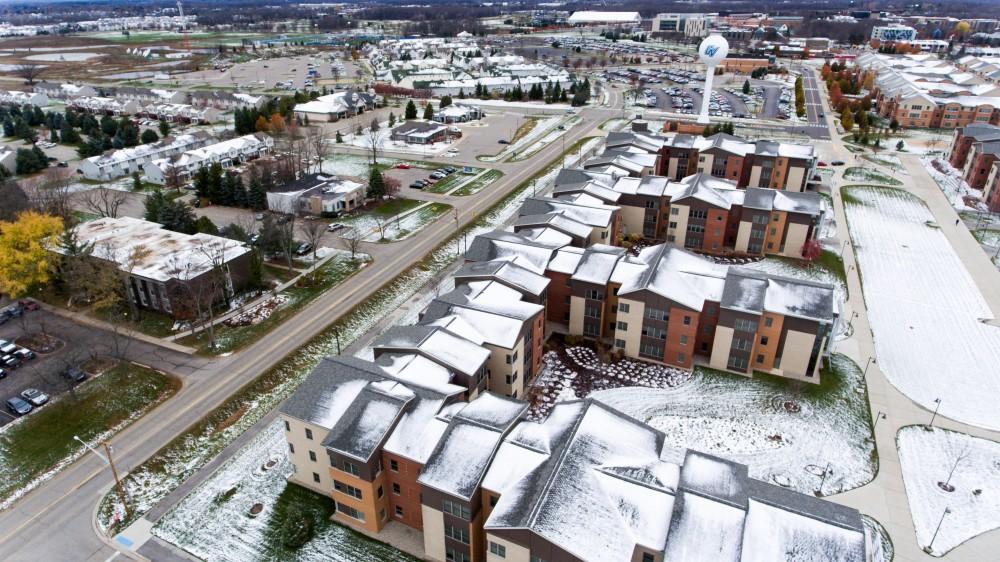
{"left": 0, "top": 100, "right": 617, "bottom": 562}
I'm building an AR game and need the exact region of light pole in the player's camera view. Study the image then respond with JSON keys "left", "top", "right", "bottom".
{"left": 863, "top": 356, "right": 875, "bottom": 380}
{"left": 930, "top": 397, "right": 942, "bottom": 427}
{"left": 926, "top": 507, "right": 951, "bottom": 554}
{"left": 873, "top": 410, "right": 886, "bottom": 430}
{"left": 840, "top": 239, "right": 850, "bottom": 256}
{"left": 817, "top": 461, "right": 833, "bottom": 496}
{"left": 75, "top": 436, "right": 130, "bottom": 517}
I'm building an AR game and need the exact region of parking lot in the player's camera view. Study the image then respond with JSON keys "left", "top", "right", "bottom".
{"left": 160, "top": 53, "right": 365, "bottom": 93}
{"left": 0, "top": 306, "right": 112, "bottom": 426}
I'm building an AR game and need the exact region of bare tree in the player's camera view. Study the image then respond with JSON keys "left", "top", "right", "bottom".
{"left": 78, "top": 187, "right": 129, "bottom": 219}
{"left": 372, "top": 214, "right": 387, "bottom": 241}
{"left": 384, "top": 176, "right": 401, "bottom": 199}
{"left": 25, "top": 168, "right": 75, "bottom": 222}
{"left": 307, "top": 126, "right": 333, "bottom": 174}
{"left": 274, "top": 214, "right": 298, "bottom": 272}
{"left": 940, "top": 444, "right": 972, "bottom": 492}
{"left": 0, "top": 180, "right": 31, "bottom": 221}
{"left": 365, "top": 118, "right": 383, "bottom": 165}
{"left": 14, "top": 63, "right": 45, "bottom": 85}
{"left": 340, "top": 227, "right": 362, "bottom": 259}
{"left": 331, "top": 66, "right": 341, "bottom": 86}
{"left": 300, "top": 218, "right": 327, "bottom": 282}
{"left": 91, "top": 242, "right": 151, "bottom": 360}
{"left": 163, "top": 164, "right": 185, "bottom": 193}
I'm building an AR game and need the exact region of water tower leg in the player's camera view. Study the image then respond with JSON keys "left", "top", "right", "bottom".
{"left": 698, "top": 69, "right": 714, "bottom": 124}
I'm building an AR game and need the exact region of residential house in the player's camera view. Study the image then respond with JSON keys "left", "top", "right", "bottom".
{"left": 0, "top": 90, "right": 48, "bottom": 107}
{"left": 67, "top": 96, "right": 141, "bottom": 116}
{"left": 265, "top": 173, "right": 365, "bottom": 216}
{"left": 433, "top": 103, "right": 484, "bottom": 124}
{"left": 141, "top": 102, "right": 220, "bottom": 124}
{"left": 60, "top": 216, "right": 251, "bottom": 318}
{"left": 391, "top": 121, "right": 449, "bottom": 144}
{"left": 293, "top": 91, "right": 377, "bottom": 122}
{"left": 34, "top": 82, "right": 96, "bottom": 99}
{"left": 113, "top": 86, "right": 187, "bottom": 105}
{"left": 0, "top": 145, "right": 16, "bottom": 175}
{"left": 188, "top": 90, "right": 268, "bottom": 110}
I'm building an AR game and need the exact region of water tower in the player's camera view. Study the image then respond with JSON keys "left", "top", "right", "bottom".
{"left": 696, "top": 33, "right": 729, "bottom": 124}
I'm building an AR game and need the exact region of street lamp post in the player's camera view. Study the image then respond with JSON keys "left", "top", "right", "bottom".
{"left": 873, "top": 410, "right": 887, "bottom": 430}
{"left": 926, "top": 507, "right": 951, "bottom": 553}
{"left": 817, "top": 461, "right": 833, "bottom": 496}
{"left": 75, "top": 436, "right": 130, "bottom": 517}
{"left": 840, "top": 239, "right": 850, "bottom": 256}
{"left": 930, "top": 397, "right": 942, "bottom": 427}
{"left": 863, "top": 356, "right": 876, "bottom": 380}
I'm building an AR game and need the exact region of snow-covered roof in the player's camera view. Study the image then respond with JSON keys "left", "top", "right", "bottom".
{"left": 721, "top": 268, "right": 836, "bottom": 323}
{"left": 66, "top": 216, "right": 249, "bottom": 283}
{"left": 515, "top": 212, "right": 593, "bottom": 240}
{"left": 465, "top": 230, "right": 567, "bottom": 274}
{"left": 421, "top": 281, "right": 544, "bottom": 349}
{"left": 322, "top": 380, "right": 413, "bottom": 462}
{"left": 616, "top": 244, "right": 729, "bottom": 310}
{"left": 373, "top": 325, "right": 490, "bottom": 377}
{"left": 571, "top": 245, "right": 627, "bottom": 285}
{"left": 520, "top": 196, "right": 619, "bottom": 229}
{"left": 454, "top": 259, "right": 550, "bottom": 297}
{"left": 743, "top": 187, "right": 821, "bottom": 216}
{"left": 567, "top": 11, "right": 641, "bottom": 24}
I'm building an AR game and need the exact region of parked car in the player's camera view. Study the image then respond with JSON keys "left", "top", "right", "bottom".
{"left": 5, "top": 397, "right": 32, "bottom": 416}
{"left": 2, "top": 305, "right": 22, "bottom": 318}
{"left": 64, "top": 366, "right": 87, "bottom": 383}
{"left": 2, "top": 355, "right": 21, "bottom": 369}
{"left": 817, "top": 161, "right": 828, "bottom": 167}
{"left": 17, "top": 299, "right": 39, "bottom": 311}
{"left": 498, "top": 139, "right": 510, "bottom": 144}
{"left": 831, "top": 160, "right": 845, "bottom": 166}
{"left": 295, "top": 242, "right": 313, "bottom": 256}
{"left": 395, "top": 163, "right": 411, "bottom": 169}
{"left": 409, "top": 182, "right": 424, "bottom": 189}
{"left": 14, "top": 348, "right": 34, "bottom": 361}
{"left": 20, "top": 388, "right": 48, "bottom": 407}
{"left": 0, "top": 368, "right": 6, "bottom": 379}
{"left": 327, "top": 223, "right": 346, "bottom": 232}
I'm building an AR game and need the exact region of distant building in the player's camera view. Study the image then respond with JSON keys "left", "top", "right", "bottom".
{"left": 871, "top": 25, "right": 917, "bottom": 42}
{"left": 0, "top": 90, "right": 48, "bottom": 107}
{"left": 78, "top": 132, "right": 211, "bottom": 181}
{"left": 265, "top": 173, "right": 366, "bottom": 216}
{"left": 0, "top": 145, "right": 15, "bottom": 175}
{"left": 62, "top": 216, "right": 251, "bottom": 318}
{"left": 566, "top": 11, "right": 641, "bottom": 27}
{"left": 652, "top": 12, "right": 717, "bottom": 37}
{"left": 67, "top": 96, "right": 141, "bottom": 116}
{"left": 140, "top": 102, "right": 220, "bottom": 124}
{"left": 143, "top": 133, "right": 273, "bottom": 184}
{"left": 292, "top": 91, "right": 376, "bottom": 122}
{"left": 390, "top": 121, "right": 449, "bottom": 144}
{"left": 431, "top": 103, "right": 483, "bottom": 124}
{"left": 34, "top": 82, "right": 97, "bottom": 99}
{"left": 187, "top": 90, "right": 268, "bottom": 110}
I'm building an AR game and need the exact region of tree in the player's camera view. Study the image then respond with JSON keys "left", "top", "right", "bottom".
{"left": 14, "top": 63, "right": 44, "bottom": 85}
{"left": 388, "top": 112, "right": 396, "bottom": 127}
{"left": 0, "top": 211, "right": 63, "bottom": 297}
{"left": 367, "top": 167, "right": 386, "bottom": 200}
{"left": 440, "top": 95, "right": 453, "bottom": 108}
{"left": 340, "top": 227, "right": 362, "bottom": 259}
{"left": 896, "top": 140, "right": 905, "bottom": 151}
{"left": 365, "top": 118, "right": 383, "bottom": 165}
{"left": 742, "top": 79, "right": 751, "bottom": 95}
{"left": 255, "top": 115, "right": 270, "bottom": 132}
{"left": 132, "top": 172, "right": 143, "bottom": 191}
{"left": 15, "top": 147, "right": 48, "bottom": 175}
{"left": 60, "top": 120, "right": 81, "bottom": 144}
{"left": 384, "top": 176, "right": 401, "bottom": 199}
{"left": 80, "top": 187, "right": 129, "bottom": 218}
{"left": 141, "top": 129, "right": 159, "bottom": 144}
{"left": 0, "top": 180, "right": 30, "bottom": 221}
{"left": 423, "top": 103, "right": 434, "bottom": 121}
{"left": 405, "top": 99, "right": 418, "bottom": 120}
{"left": 841, "top": 107, "right": 854, "bottom": 131}
{"left": 889, "top": 118, "right": 899, "bottom": 132}
{"left": 247, "top": 172, "right": 268, "bottom": 210}
{"left": 300, "top": 219, "right": 326, "bottom": 282}
{"left": 158, "top": 120, "right": 170, "bottom": 137}
{"left": 335, "top": 131, "right": 344, "bottom": 143}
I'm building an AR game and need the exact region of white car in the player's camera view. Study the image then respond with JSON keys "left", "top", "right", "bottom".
{"left": 20, "top": 388, "right": 49, "bottom": 407}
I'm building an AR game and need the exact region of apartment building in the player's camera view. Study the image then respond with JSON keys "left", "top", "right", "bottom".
{"left": 67, "top": 96, "right": 141, "bottom": 116}
{"left": 420, "top": 280, "right": 547, "bottom": 399}
{"left": 62, "top": 216, "right": 251, "bottom": 318}
{"left": 188, "top": 90, "right": 268, "bottom": 110}
{"left": 143, "top": 133, "right": 273, "bottom": 184}
{"left": 113, "top": 86, "right": 187, "bottom": 105}
{"left": 948, "top": 123, "right": 1000, "bottom": 192}
{"left": 78, "top": 132, "right": 211, "bottom": 181}
{"left": 373, "top": 325, "right": 491, "bottom": 400}
{"left": 140, "top": 102, "right": 221, "bottom": 124}
{"left": 984, "top": 161, "right": 1000, "bottom": 212}
{"left": 282, "top": 362, "right": 866, "bottom": 562}
{"left": 551, "top": 169, "right": 823, "bottom": 257}
{"left": 517, "top": 196, "right": 622, "bottom": 246}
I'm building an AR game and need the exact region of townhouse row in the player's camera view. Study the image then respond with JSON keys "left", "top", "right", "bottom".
{"left": 34, "top": 81, "right": 268, "bottom": 110}
{"left": 279, "top": 358, "right": 866, "bottom": 562}
{"left": 66, "top": 96, "right": 221, "bottom": 124}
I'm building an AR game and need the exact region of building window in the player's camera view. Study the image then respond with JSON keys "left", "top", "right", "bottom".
{"left": 392, "top": 482, "right": 401, "bottom": 495}
{"left": 617, "top": 321, "right": 628, "bottom": 331}
{"left": 313, "top": 472, "right": 321, "bottom": 483}
{"left": 489, "top": 541, "right": 507, "bottom": 558}
{"left": 584, "top": 305, "right": 601, "bottom": 319}
{"left": 615, "top": 339, "right": 626, "bottom": 349}
{"left": 309, "top": 451, "right": 317, "bottom": 462}
{"left": 683, "top": 315, "right": 691, "bottom": 325}
{"left": 342, "top": 461, "right": 360, "bottom": 477}
{"left": 288, "top": 443, "right": 295, "bottom": 454}
{"left": 505, "top": 373, "right": 519, "bottom": 385}
{"left": 728, "top": 356, "right": 749, "bottom": 370}
{"left": 644, "top": 307, "right": 668, "bottom": 321}
{"left": 395, "top": 505, "right": 404, "bottom": 517}
{"left": 445, "top": 523, "right": 470, "bottom": 544}
{"left": 531, "top": 556, "right": 549, "bottom": 562}
{"left": 640, "top": 343, "right": 664, "bottom": 359}
{"left": 733, "top": 338, "right": 752, "bottom": 351}
{"left": 284, "top": 420, "right": 290, "bottom": 431}
{"left": 671, "top": 207, "right": 679, "bottom": 215}
{"left": 390, "top": 459, "right": 399, "bottom": 472}
{"left": 334, "top": 480, "right": 363, "bottom": 500}
{"left": 489, "top": 494, "right": 499, "bottom": 507}
{"left": 757, "top": 354, "right": 765, "bottom": 364}
{"left": 764, "top": 317, "right": 773, "bottom": 327}
{"left": 679, "top": 335, "right": 688, "bottom": 345}
{"left": 642, "top": 554, "right": 655, "bottom": 562}
{"left": 305, "top": 428, "right": 313, "bottom": 440}
{"left": 446, "top": 548, "right": 469, "bottom": 562}
{"left": 642, "top": 325, "right": 666, "bottom": 340}
{"left": 378, "top": 485, "right": 384, "bottom": 498}
{"left": 442, "top": 499, "right": 471, "bottom": 520}
{"left": 618, "top": 302, "right": 630, "bottom": 313}
{"left": 760, "top": 336, "right": 769, "bottom": 345}
{"left": 734, "top": 318, "right": 756, "bottom": 332}
{"left": 336, "top": 502, "right": 366, "bottom": 522}
{"left": 586, "top": 289, "right": 603, "bottom": 301}
{"left": 677, "top": 352, "right": 686, "bottom": 363}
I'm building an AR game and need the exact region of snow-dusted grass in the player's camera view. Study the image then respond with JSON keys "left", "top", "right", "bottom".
{"left": 741, "top": 252, "right": 847, "bottom": 304}
{"left": 862, "top": 153, "right": 906, "bottom": 173}
{"left": 0, "top": 364, "right": 178, "bottom": 511}
{"left": 153, "top": 420, "right": 418, "bottom": 562}
{"left": 345, "top": 124, "right": 457, "bottom": 157}
{"left": 336, "top": 201, "right": 452, "bottom": 243}
{"left": 478, "top": 115, "right": 574, "bottom": 163}
{"left": 451, "top": 169, "right": 503, "bottom": 197}
{"left": 844, "top": 185, "right": 1000, "bottom": 430}
{"left": 573, "top": 352, "right": 876, "bottom": 496}
{"left": 898, "top": 426, "right": 1000, "bottom": 556}
{"left": 97, "top": 134, "right": 607, "bottom": 535}
{"left": 843, "top": 166, "right": 902, "bottom": 186}
{"left": 923, "top": 157, "right": 985, "bottom": 212}
{"left": 863, "top": 515, "right": 894, "bottom": 562}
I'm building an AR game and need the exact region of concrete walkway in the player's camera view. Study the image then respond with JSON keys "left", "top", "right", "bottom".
{"left": 814, "top": 96, "right": 1000, "bottom": 560}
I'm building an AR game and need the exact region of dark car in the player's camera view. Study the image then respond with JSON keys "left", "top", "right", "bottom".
{"left": 6, "top": 397, "right": 32, "bottom": 416}
{"left": 498, "top": 139, "right": 510, "bottom": 144}
{"left": 18, "top": 299, "right": 39, "bottom": 311}
{"left": 65, "top": 366, "right": 87, "bottom": 383}
{"left": 3, "top": 305, "right": 22, "bottom": 318}
{"left": 831, "top": 160, "right": 845, "bottom": 166}
{"left": 295, "top": 242, "right": 313, "bottom": 256}
{"left": 409, "top": 182, "right": 424, "bottom": 189}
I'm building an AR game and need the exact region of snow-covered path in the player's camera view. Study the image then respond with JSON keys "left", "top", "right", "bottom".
{"left": 844, "top": 185, "right": 1000, "bottom": 431}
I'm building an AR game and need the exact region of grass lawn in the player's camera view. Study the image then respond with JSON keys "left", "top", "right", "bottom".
{"left": 371, "top": 197, "right": 423, "bottom": 217}
{"left": 263, "top": 264, "right": 300, "bottom": 285}
{"left": 27, "top": 284, "right": 177, "bottom": 339}
{"left": 843, "top": 166, "right": 902, "bottom": 186}
{"left": 179, "top": 254, "right": 369, "bottom": 355}
{"left": 510, "top": 117, "right": 539, "bottom": 144}
{"left": 0, "top": 363, "right": 180, "bottom": 509}
{"left": 72, "top": 210, "right": 101, "bottom": 223}
{"left": 453, "top": 169, "right": 504, "bottom": 197}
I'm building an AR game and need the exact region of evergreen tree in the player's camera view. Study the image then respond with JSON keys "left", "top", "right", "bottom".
{"left": 141, "top": 129, "right": 159, "bottom": 144}
{"left": 367, "top": 167, "right": 386, "bottom": 200}
{"left": 2, "top": 119, "right": 13, "bottom": 138}
{"left": 194, "top": 166, "right": 211, "bottom": 200}
{"left": 458, "top": 89, "right": 465, "bottom": 99}
{"left": 405, "top": 99, "right": 418, "bottom": 120}
{"left": 60, "top": 120, "right": 81, "bottom": 144}
{"left": 144, "top": 189, "right": 167, "bottom": 222}
{"left": 247, "top": 172, "right": 267, "bottom": 210}
{"left": 423, "top": 103, "right": 434, "bottom": 120}
{"left": 49, "top": 128, "right": 59, "bottom": 143}
{"left": 336, "top": 130, "right": 344, "bottom": 143}
{"left": 159, "top": 119, "right": 170, "bottom": 137}
{"left": 742, "top": 79, "right": 751, "bottom": 95}
{"left": 232, "top": 175, "right": 248, "bottom": 208}
{"left": 132, "top": 172, "right": 143, "bottom": 191}
{"left": 388, "top": 112, "right": 396, "bottom": 127}
{"left": 207, "top": 163, "right": 224, "bottom": 203}
{"left": 440, "top": 95, "right": 453, "bottom": 108}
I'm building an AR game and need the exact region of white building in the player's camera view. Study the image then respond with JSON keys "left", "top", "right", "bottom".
{"left": 265, "top": 173, "right": 366, "bottom": 216}
{"left": 871, "top": 25, "right": 918, "bottom": 42}
{"left": 0, "top": 145, "right": 16, "bottom": 175}
{"left": 78, "top": 132, "right": 211, "bottom": 181}
{"left": 652, "top": 13, "right": 718, "bottom": 37}
{"left": 566, "top": 11, "right": 642, "bottom": 27}
{"left": 141, "top": 102, "right": 220, "bottom": 124}
{"left": 432, "top": 103, "right": 484, "bottom": 124}
{"left": 68, "top": 96, "right": 141, "bottom": 116}
{"left": 34, "top": 82, "right": 97, "bottom": 99}
{"left": 143, "top": 133, "right": 273, "bottom": 184}
{"left": 292, "top": 91, "right": 376, "bottom": 122}
{"left": 0, "top": 90, "right": 48, "bottom": 107}
{"left": 114, "top": 87, "right": 187, "bottom": 105}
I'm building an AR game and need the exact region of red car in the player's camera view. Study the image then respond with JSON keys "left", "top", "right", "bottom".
{"left": 395, "top": 163, "right": 411, "bottom": 169}
{"left": 18, "top": 299, "right": 39, "bottom": 311}
{"left": 817, "top": 161, "right": 828, "bottom": 167}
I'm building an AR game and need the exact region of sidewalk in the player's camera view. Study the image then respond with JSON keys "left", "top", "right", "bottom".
{"left": 36, "top": 302, "right": 196, "bottom": 355}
